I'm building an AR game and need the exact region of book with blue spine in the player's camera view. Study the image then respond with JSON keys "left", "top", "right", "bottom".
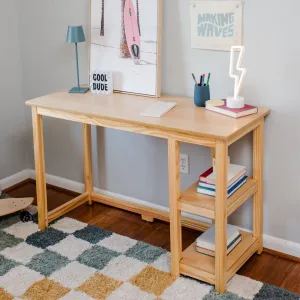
{"left": 197, "top": 175, "right": 247, "bottom": 197}
{"left": 196, "top": 224, "right": 242, "bottom": 253}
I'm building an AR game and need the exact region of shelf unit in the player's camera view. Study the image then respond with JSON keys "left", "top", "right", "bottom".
{"left": 168, "top": 117, "right": 268, "bottom": 294}
{"left": 177, "top": 178, "right": 259, "bottom": 286}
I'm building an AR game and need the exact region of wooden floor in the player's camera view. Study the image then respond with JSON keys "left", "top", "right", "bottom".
{"left": 6, "top": 181, "right": 300, "bottom": 294}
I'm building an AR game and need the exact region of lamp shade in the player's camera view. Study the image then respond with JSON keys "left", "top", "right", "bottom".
{"left": 66, "top": 25, "right": 86, "bottom": 43}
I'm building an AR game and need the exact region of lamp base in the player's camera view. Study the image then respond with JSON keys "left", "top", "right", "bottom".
{"left": 69, "top": 87, "right": 89, "bottom": 94}
{"left": 226, "top": 96, "right": 245, "bottom": 109}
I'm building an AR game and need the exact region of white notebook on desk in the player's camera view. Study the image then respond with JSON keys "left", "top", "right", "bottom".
{"left": 140, "top": 101, "right": 177, "bottom": 118}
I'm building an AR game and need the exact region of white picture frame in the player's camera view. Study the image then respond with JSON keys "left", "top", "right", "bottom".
{"left": 190, "top": 0, "right": 243, "bottom": 51}
{"left": 89, "top": 0, "right": 163, "bottom": 97}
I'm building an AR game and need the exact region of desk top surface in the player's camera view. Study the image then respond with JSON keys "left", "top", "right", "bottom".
{"left": 26, "top": 91, "right": 270, "bottom": 140}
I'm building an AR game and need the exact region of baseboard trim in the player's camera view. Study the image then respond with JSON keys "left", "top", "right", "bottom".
{"left": 0, "top": 170, "right": 31, "bottom": 191}
{"left": 264, "top": 248, "right": 300, "bottom": 264}
{"left": 3, "top": 178, "right": 32, "bottom": 193}
{"left": 2, "top": 169, "right": 300, "bottom": 260}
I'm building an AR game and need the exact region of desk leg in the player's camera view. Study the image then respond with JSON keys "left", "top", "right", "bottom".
{"left": 32, "top": 107, "right": 48, "bottom": 230}
{"left": 253, "top": 120, "right": 264, "bottom": 254}
{"left": 83, "top": 124, "right": 94, "bottom": 205}
{"left": 211, "top": 148, "right": 216, "bottom": 225}
{"left": 168, "top": 139, "right": 182, "bottom": 278}
{"left": 215, "top": 139, "right": 228, "bottom": 294}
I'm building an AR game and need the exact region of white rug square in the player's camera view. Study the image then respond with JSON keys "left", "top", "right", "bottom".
{"left": 60, "top": 290, "right": 96, "bottom": 300}
{"left": 161, "top": 277, "right": 212, "bottom": 300}
{"left": 50, "top": 217, "right": 87, "bottom": 234}
{"left": 151, "top": 252, "right": 171, "bottom": 272}
{"left": 4, "top": 221, "right": 39, "bottom": 239}
{"left": 0, "top": 242, "right": 43, "bottom": 264}
{"left": 0, "top": 265, "right": 44, "bottom": 297}
{"left": 228, "top": 274, "right": 263, "bottom": 300}
{"left": 100, "top": 255, "right": 147, "bottom": 281}
{"left": 107, "top": 282, "right": 156, "bottom": 300}
{"left": 50, "top": 261, "right": 96, "bottom": 289}
{"left": 48, "top": 235, "right": 92, "bottom": 260}
{"left": 98, "top": 233, "right": 138, "bottom": 253}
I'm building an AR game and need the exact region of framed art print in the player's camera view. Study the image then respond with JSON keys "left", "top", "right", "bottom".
{"left": 90, "top": 0, "right": 162, "bottom": 97}
{"left": 190, "top": 1, "right": 243, "bottom": 51}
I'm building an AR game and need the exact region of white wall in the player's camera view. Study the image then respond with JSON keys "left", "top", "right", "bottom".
{"left": 20, "top": 0, "right": 89, "bottom": 182}
{"left": 0, "top": 0, "right": 28, "bottom": 180}
{"left": 18, "top": 0, "right": 300, "bottom": 244}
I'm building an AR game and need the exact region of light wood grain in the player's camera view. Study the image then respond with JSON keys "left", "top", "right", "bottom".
{"left": 26, "top": 90, "right": 269, "bottom": 292}
{"left": 83, "top": 124, "right": 94, "bottom": 205}
{"left": 180, "top": 264, "right": 215, "bottom": 285}
{"left": 48, "top": 192, "right": 89, "bottom": 223}
{"left": 141, "top": 215, "right": 154, "bottom": 222}
{"left": 226, "top": 237, "right": 258, "bottom": 281}
{"left": 179, "top": 178, "right": 257, "bottom": 219}
{"left": 91, "top": 192, "right": 209, "bottom": 232}
{"left": 211, "top": 146, "right": 216, "bottom": 229}
{"left": 180, "top": 231, "right": 255, "bottom": 281}
{"left": 168, "top": 139, "right": 182, "bottom": 277}
{"left": 36, "top": 107, "right": 215, "bottom": 147}
{"left": 32, "top": 108, "right": 48, "bottom": 230}
{"left": 253, "top": 120, "right": 264, "bottom": 254}
{"left": 228, "top": 118, "right": 262, "bottom": 146}
{"left": 215, "top": 139, "right": 228, "bottom": 293}
{"left": 0, "top": 198, "right": 34, "bottom": 217}
{"left": 26, "top": 91, "right": 269, "bottom": 141}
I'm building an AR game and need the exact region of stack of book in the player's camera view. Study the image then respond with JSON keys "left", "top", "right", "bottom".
{"left": 196, "top": 224, "right": 242, "bottom": 257}
{"left": 197, "top": 164, "right": 247, "bottom": 197}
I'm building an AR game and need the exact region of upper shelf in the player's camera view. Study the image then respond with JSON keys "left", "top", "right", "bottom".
{"left": 179, "top": 177, "right": 258, "bottom": 219}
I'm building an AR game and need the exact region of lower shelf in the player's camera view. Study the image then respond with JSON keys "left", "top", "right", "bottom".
{"left": 180, "top": 231, "right": 258, "bottom": 284}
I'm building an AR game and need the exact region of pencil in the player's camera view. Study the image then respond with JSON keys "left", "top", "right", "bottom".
{"left": 207, "top": 73, "right": 211, "bottom": 86}
{"left": 192, "top": 73, "right": 198, "bottom": 85}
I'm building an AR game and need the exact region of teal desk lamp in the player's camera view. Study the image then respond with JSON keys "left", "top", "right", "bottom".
{"left": 66, "top": 25, "right": 89, "bottom": 93}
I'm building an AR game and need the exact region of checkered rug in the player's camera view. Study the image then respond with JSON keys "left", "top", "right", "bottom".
{"left": 0, "top": 210, "right": 299, "bottom": 299}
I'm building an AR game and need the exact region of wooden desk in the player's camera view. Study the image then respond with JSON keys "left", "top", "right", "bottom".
{"left": 26, "top": 91, "right": 269, "bottom": 293}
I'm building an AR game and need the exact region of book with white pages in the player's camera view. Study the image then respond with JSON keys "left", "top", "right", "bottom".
{"left": 140, "top": 101, "right": 177, "bottom": 118}
{"left": 196, "top": 224, "right": 240, "bottom": 251}
{"left": 199, "top": 172, "right": 246, "bottom": 190}
{"left": 196, "top": 236, "right": 242, "bottom": 257}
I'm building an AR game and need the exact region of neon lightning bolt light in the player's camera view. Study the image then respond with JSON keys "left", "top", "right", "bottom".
{"left": 227, "top": 46, "right": 246, "bottom": 109}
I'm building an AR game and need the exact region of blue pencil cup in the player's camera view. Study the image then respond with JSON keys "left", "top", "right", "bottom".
{"left": 194, "top": 85, "right": 210, "bottom": 107}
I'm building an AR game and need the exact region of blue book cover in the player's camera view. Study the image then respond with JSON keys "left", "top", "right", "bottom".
{"left": 197, "top": 175, "right": 247, "bottom": 197}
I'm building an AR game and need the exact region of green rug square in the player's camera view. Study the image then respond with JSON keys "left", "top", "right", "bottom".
{"left": 26, "top": 250, "right": 70, "bottom": 276}
{"left": 0, "top": 231, "right": 23, "bottom": 251}
{"left": 125, "top": 241, "right": 166, "bottom": 264}
{"left": 254, "top": 284, "right": 300, "bottom": 300}
{"left": 78, "top": 245, "right": 120, "bottom": 270}
{"left": 26, "top": 228, "right": 68, "bottom": 249}
{"left": 74, "top": 225, "right": 112, "bottom": 244}
{"left": 0, "top": 255, "right": 19, "bottom": 276}
{"left": 0, "top": 214, "right": 21, "bottom": 230}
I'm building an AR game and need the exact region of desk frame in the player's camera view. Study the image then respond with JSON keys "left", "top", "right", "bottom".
{"left": 31, "top": 105, "right": 265, "bottom": 294}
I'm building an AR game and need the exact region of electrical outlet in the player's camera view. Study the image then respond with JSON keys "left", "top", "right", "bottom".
{"left": 180, "top": 154, "right": 189, "bottom": 174}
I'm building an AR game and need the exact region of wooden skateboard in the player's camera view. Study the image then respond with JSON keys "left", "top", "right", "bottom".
{"left": 0, "top": 197, "right": 34, "bottom": 222}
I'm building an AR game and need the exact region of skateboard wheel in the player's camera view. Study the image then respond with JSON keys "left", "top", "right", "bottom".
{"left": 20, "top": 211, "right": 33, "bottom": 222}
